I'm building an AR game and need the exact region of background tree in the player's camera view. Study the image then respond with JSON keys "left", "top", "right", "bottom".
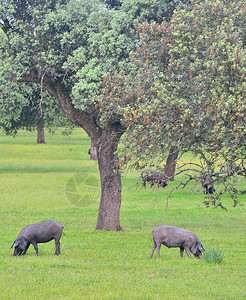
{"left": 0, "top": 77, "right": 72, "bottom": 143}
{"left": 0, "top": 0, "right": 188, "bottom": 230}
{"left": 99, "top": 0, "right": 246, "bottom": 207}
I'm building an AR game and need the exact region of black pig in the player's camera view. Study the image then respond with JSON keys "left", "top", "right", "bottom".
{"left": 141, "top": 169, "right": 168, "bottom": 188}
{"left": 202, "top": 175, "right": 215, "bottom": 194}
{"left": 11, "top": 220, "right": 63, "bottom": 256}
{"left": 150, "top": 225, "right": 205, "bottom": 259}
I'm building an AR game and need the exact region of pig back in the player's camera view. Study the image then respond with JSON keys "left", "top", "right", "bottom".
{"left": 20, "top": 220, "right": 63, "bottom": 243}
{"left": 152, "top": 225, "right": 198, "bottom": 248}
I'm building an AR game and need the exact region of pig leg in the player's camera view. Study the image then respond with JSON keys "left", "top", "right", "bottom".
{"left": 32, "top": 241, "right": 39, "bottom": 255}
{"left": 142, "top": 178, "right": 147, "bottom": 188}
{"left": 55, "top": 239, "right": 61, "bottom": 255}
{"left": 156, "top": 243, "right": 161, "bottom": 259}
{"left": 22, "top": 243, "right": 30, "bottom": 255}
{"left": 185, "top": 247, "right": 191, "bottom": 258}
{"left": 150, "top": 241, "right": 157, "bottom": 258}
{"left": 180, "top": 247, "right": 184, "bottom": 258}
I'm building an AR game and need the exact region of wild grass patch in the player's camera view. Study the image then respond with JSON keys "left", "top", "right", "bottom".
{"left": 202, "top": 249, "right": 225, "bottom": 264}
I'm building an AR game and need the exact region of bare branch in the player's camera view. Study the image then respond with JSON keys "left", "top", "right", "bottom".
{"left": 177, "top": 162, "right": 203, "bottom": 169}
{"left": 175, "top": 168, "right": 202, "bottom": 176}
{"left": 165, "top": 174, "right": 196, "bottom": 211}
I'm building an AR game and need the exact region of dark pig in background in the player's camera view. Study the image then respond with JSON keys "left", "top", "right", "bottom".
{"left": 11, "top": 220, "right": 64, "bottom": 256}
{"left": 150, "top": 225, "right": 205, "bottom": 259}
{"left": 202, "top": 175, "right": 215, "bottom": 194}
{"left": 141, "top": 169, "right": 168, "bottom": 188}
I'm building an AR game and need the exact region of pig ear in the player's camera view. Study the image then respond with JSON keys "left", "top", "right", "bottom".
{"left": 200, "top": 245, "right": 205, "bottom": 252}
{"left": 11, "top": 241, "right": 19, "bottom": 249}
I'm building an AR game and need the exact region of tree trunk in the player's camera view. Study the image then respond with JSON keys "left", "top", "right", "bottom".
{"left": 21, "top": 74, "right": 125, "bottom": 231}
{"left": 165, "top": 145, "right": 179, "bottom": 181}
{"left": 46, "top": 79, "right": 124, "bottom": 230}
{"left": 96, "top": 125, "right": 122, "bottom": 231}
{"left": 88, "top": 140, "right": 98, "bottom": 160}
{"left": 37, "top": 121, "right": 46, "bottom": 144}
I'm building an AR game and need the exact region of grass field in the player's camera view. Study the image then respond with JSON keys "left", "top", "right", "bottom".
{"left": 0, "top": 128, "right": 245, "bottom": 299}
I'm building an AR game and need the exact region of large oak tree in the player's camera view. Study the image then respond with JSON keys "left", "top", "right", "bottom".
{"left": 0, "top": 0, "right": 188, "bottom": 230}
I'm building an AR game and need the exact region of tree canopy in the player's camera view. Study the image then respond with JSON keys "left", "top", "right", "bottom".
{"left": 0, "top": 0, "right": 189, "bottom": 230}
{"left": 99, "top": 0, "right": 246, "bottom": 207}
{"left": 0, "top": 76, "right": 72, "bottom": 137}
{"left": 0, "top": 0, "right": 189, "bottom": 110}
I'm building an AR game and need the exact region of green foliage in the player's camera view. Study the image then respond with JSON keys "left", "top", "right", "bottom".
{"left": 121, "top": 0, "right": 190, "bottom": 23}
{"left": 1, "top": 0, "right": 136, "bottom": 113}
{"left": 0, "top": 6, "right": 72, "bottom": 134}
{"left": 202, "top": 249, "right": 225, "bottom": 264}
{"left": 0, "top": 76, "right": 72, "bottom": 135}
{"left": 99, "top": 0, "right": 246, "bottom": 205}
{"left": 0, "top": 55, "right": 29, "bottom": 134}
{"left": 0, "top": 0, "right": 188, "bottom": 117}
{"left": 166, "top": 0, "right": 245, "bottom": 150}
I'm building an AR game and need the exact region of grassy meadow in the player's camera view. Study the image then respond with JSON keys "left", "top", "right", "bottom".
{"left": 0, "top": 128, "right": 245, "bottom": 299}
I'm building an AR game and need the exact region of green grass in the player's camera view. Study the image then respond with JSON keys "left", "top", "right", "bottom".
{"left": 0, "top": 128, "right": 245, "bottom": 299}
{"left": 202, "top": 249, "right": 225, "bottom": 264}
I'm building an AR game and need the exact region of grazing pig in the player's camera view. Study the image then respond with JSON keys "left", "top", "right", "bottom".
{"left": 150, "top": 225, "right": 205, "bottom": 259}
{"left": 141, "top": 169, "right": 168, "bottom": 188}
{"left": 11, "top": 220, "right": 63, "bottom": 256}
{"left": 202, "top": 175, "right": 215, "bottom": 194}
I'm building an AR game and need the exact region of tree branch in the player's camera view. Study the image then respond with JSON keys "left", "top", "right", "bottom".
{"left": 165, "top": 174, "right": 196, "bottom": 211}
{"left": 20, "top": 70, "right": 102, "bottom": 142}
